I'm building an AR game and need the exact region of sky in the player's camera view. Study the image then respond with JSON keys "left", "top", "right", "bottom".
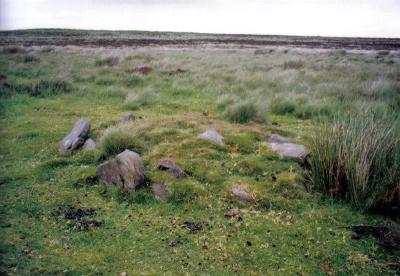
{"left": 1, "top": 0, "right": 399, "bottom": 38}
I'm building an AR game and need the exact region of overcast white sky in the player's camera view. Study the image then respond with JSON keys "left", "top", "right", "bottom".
{"left": 1, "top": 0, "right": 399, "bottom": 37}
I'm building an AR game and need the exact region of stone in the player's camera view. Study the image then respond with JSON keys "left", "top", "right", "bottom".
{"left": 121, "top": 113, "right": 135, "bottom": 124}
{"left": 83, "top": 138, "right": 96, "bottom": 150}
{"left": 156, "top": 158, "right": 187, "bottom": 179}
{"left": 229, "top": 186, "right": 254, "bottom": 202}
{"left": 98, "top": 150, "right": 145, "bottom": 191}
{"left": 152, "top": 183, "right": 169, "bottom": 201}
{"left": 199, "top": 129, "right": 224, "bottom": 145}
{"left": 224, "top": 209, "right": 240, "bottom": 218}
{"left": 59, "top": 118, "right": 90, "bottom": 152}
{"left": 267, "top": 133, "right": 310, "bottom": 164}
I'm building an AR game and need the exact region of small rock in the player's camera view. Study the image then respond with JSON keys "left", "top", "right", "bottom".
{"left": 83, "top": 138, "right": 96, "bottom": 150}
{"left": 59, "top": 118, "right": 90, "bottom": 152}
{"left": 229, "top": 186, "right": 254, "bottom": 202}
{"left": 156, "top": 158, "right": 187, "bottom": 179}
{"left": 199, "top": 129, "right": 224, "bottom": 145}
{"left": 152, "top": 183, "right": 169, "bottom": 201}
{"left": 224, "top": 209, "right": 240, "bottom": 218}
{"left": 267, "top": 133, "right": 310, "bottom": 164}
{"left": 98, "top": 150, "right": 145, "bottom": 191}
{"left": 121, "top": 113, "right": 135, "bottom": 124}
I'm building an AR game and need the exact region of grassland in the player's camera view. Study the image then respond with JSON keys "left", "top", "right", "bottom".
{"left": 0, "top": 31, "right": 399, "bottom": 275}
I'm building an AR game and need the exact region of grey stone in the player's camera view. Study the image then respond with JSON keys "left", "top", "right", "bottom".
{"left": 157, "top": 158, "right": 187, "bottom": 179}
{"left": 98, "top": 150, "right": 145, "bottom": 191}
{"left": 267, "top": 133, "right": 310, "bottom": 164}
{"left": 229, "top": 186, "right": 254, "bottom": 202}
{"left": 199, "top": 129, "right": 224, "bottom": 145}
{"left": 83, "top": 138, "right": 96, "bottom": 150}
{"left": 121, "top": 113, "right": 135, "bottom": 124}
{"left": 152, "top": 183, "right": 169, "bottom": 201}
{"left": 59, "top": 118, "right": 90, "bottom": 152}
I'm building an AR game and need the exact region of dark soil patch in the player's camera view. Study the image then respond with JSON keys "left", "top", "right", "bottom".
{"left": 181, "top": 221, "right": 204, "bottom": 234}
{"left": 168, "top": 69, "right": 187, "bottom": 76}
{"left": 53, "top": 206, "right": 103, "bottom": 231}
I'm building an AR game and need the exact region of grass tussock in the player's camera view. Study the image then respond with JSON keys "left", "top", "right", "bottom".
{"left": 270, "top": 97, "right": 332, "bottom": 119}
{"left": 125, "top": 88, "right": 159, "bottom": 110}
{"left": 283, "top": 60, "right": 305, "bottom": 70}
{"left": 23, "top": 54, "right": 40, "bottom": 63}
{"left": 307, "top": 112, "right": 400, "bottom": 210}
{"left": 95, "top": 56, "right": 119, "bottom": 66}
{"left": 168, "top": 179, "right": 206, "bottom": 203}
{"left": 218, "top": 94, "right": 268, "bottom": 123}
{"left": 99, "top": 125, "right": 147, "bottom": 158}
{"left": 1, "top": 79, "right": 72, "bottom": 98}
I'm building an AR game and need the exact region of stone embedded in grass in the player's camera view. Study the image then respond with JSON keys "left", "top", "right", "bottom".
{"left": 229, "top": 186, "right": 254, "bottom": 202}
{"left": 266, "top": 133, "right": 310, "bottom": 164}
{"left": 83, "top": 138, "right": 96, "bottom": 150}
{"left": 151, "top": 183, "right": 169, "bottom": 201}
{"left": 59, "top": 118, "right": 91, "bottom": 153}
{"left": 224, "top": 209, "right": 240, "bottom": 218}
{"left": 199, "top": 129, "right": 224, "bottom": 145}
{"left": 156, "top": 158, "right": 187, "bottom": 179}
{"left": 121, "top": 113, "right": 135, "bottom": 124}
{"left": 98, "top": 149, "right": 145, "bottom": 192}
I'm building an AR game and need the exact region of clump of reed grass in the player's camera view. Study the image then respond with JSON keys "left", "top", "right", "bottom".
{"left": 307, "top": 111, "right": 400, "bottom": 210}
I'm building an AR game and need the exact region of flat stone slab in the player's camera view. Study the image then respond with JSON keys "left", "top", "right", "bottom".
{"left": 267, "top": 133, "right": 310, "bottom": 164}
{"left": 199, "top": 129, "right": 224, "bottom": 145}
{"left": 98, "top": 150, "right": 145, "bottom": 191}
{"left": 59, "top": 118, "right": 90, "bottom": 152}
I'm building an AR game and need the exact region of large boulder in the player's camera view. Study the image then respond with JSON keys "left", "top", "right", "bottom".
{"left": 156, "top": 158, "right": 187, "bottom": 179}
{"left": 199, "top": 129, "right": 224, "bottom": 145}
{"left": 98, "top": 150, "right": 145, "bottom": 191}
{"left": 266, "top": 134, "right": 310, "bottom": 164}
{"left": 59, "top": 118, "right": 90, "bottom": 152}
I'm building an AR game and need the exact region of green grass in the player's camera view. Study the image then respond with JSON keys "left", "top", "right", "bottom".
{"left": 0, "top": 40, "right": 399, "bottom": 275}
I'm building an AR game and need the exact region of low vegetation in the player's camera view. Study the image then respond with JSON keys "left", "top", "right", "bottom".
{"left": 0, "top": 37, "right": 399, "bottom": 274}
{"left": 125, "top": 87, "right": 159, "bottom": 110}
